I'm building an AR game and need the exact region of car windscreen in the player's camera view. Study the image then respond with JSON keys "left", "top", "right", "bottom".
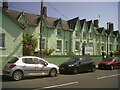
{"left": 103, "top": 58, "right": 113, "bottom": 62}
{"left": 8, "top": 57, "right": 19, "bottom": 63}
{"left": 69, "top": 57, "right": 81, "bottom": 62}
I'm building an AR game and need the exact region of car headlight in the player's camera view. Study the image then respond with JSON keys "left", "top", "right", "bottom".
{"left": 106, "top": 63, "right": 110, "bottom": 65}
{"left": 69, "top": 64, "right": 74, "bottom": 67}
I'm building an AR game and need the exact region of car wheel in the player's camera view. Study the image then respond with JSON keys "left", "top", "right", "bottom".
{"left": 12, "top": 70, "right": 23, "bottom": 81}
{"left": 91, "top": 65, "right": 96, "bottom": 72}
{"left": 49, "top": 69, "right": 57, "bottom": 77}
{"left": 110, "top": 65, "right": 114, "bottom": 70}
{"left": 73, "top": 68, "right": 78, "bottom": 74}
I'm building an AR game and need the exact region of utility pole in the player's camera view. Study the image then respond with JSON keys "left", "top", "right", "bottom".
{"left": 40, "top": 0, "right": 43, "bottom": 58}
{"left": 106, "top": 22, "right": 109, "bottom": 58}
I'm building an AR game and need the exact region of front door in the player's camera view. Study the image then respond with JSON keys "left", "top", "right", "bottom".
{"left": 82, "top": 46, "right": 85, "bottom": 56}
{"left": 114, "top": 58, "right": 120, "bottom": 68}
{"left": 22, "top": 58, "right": 37, "bottom": 76}
{"left": 34, "top": 58, "right": 50, "bottom": 75}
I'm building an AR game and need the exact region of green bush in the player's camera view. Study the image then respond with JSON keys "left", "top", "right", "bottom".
{"left": 23, "top": 33, "right": 37, "bottom": 56}
{"left": 113, "top": 51, "right": 120, "bottom": 55}
{"left": 43, "top": 48, "right": 54, "bottom": 56}
{"left": 67, "top": 52, "right": 75, "bottom": 56}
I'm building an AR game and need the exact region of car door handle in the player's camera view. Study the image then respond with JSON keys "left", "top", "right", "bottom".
{"left": 35, "top": 66, "right": 39, "bottom": 68}
{"left": 23, "top": 66, "right": 26, "bottom": 68}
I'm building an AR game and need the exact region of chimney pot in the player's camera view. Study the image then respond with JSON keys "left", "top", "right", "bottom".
{"left": 94, "top": 20, "right": 99, "bottom": 28}
{"left": 43, "top": 6, "right": 47, "bottom": 18}
{"left": 3, "top": 0, "right": 8, "bottom": 10}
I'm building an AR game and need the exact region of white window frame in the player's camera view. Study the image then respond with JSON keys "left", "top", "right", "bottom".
{"left": 57, "top": 40, "right": 62, "bottom": 51}
{"left": 57, "top": 29, "right": 61, "bottom": 36}
{"left": 75, "top": 41, "right": 79, "bottom": 51}
{"left": 0, "top": 33, "right": 5, "bottom": 48}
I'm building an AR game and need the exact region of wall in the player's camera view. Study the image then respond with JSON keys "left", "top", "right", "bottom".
{"left": 0, "top": 11, "right": 23, "bottom": 68}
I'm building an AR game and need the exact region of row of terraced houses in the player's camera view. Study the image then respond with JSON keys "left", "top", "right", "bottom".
{"left": 0, "top": 3, "right": 120, "bottom": 62}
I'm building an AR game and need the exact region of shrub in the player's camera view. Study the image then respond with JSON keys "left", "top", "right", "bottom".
{"left": 23, "top": 33, "right": 37, "bottom": 56}
{"left": 43, "top": 48, "right": 55, "bottom": 56}
{"left": 67, "top": 52, "right": 75, "bottom": 56}
{"left": 113, "top": 51, "right": 120, "bottom": 55}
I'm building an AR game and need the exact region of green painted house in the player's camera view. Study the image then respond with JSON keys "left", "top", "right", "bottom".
{"left": 0, "top": 7, "right": 25, "bottom": 67}
{"left": 1, "top": 4, "right": 120, "bottom": 61}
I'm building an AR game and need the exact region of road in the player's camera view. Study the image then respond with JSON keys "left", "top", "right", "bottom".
{"left": 1, "top": 69, "right": 120, "bottom": 89}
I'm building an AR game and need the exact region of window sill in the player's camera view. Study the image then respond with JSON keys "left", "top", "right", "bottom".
{"left": 56, "top": 49, "right": 61, "bottom": 52}
{"left": 0, "top": 47, "right": 6, "bottom": 50}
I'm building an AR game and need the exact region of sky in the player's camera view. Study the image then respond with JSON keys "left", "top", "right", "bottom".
{"left": 1, "top": 0, "right": 119, "bottom": 31}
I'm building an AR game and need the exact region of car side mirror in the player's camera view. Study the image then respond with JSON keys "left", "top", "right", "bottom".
{"left": 78, "top": 61, "right": 81, "bottom": 64}
{"left": 43, "top": 62, "right": 48, "bottom": 66}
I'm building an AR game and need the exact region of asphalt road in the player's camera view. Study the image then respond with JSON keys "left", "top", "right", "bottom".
{"left": 1, "top": 69, "right": 120, "bottom": 89}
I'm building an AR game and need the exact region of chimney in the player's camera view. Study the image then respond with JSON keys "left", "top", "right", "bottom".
{"left": 109, "top": 23, "right": 114, "bottom": 31}
{"left": 43, "top": 6, "right": 47, "bottom": 18}
{"left": 107, "top": 22, "right": 113, "bottom": 31}
{"left": 94, "top": 20, "right": 99, "bottom": 28}
{"left": 3, "top": 0, "right": 8, "bottom": 10}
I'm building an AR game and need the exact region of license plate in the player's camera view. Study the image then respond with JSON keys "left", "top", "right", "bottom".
{"left": 60, "top": 68, "right": 64, "bottom": 70}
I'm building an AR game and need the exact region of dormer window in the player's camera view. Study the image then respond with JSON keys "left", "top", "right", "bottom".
{"left": 0, "top": 33, "right": 5, "bottom": 48}
{"left": 83, "top": 32, "right": 86, "bottom": 39}
{"left": 75, "top": 31, "right": 79, "bottom": 37}
{"left": 89, "top": 32, "right": 92, "bottom": 39}
{"left": 57, "top": 29, "right": 61, "bottom": 36}
{"left": 75, "top": 41, "right": 79, "bottom": 50}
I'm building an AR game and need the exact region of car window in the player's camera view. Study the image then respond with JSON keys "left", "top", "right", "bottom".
{"left": 118, "top": 59, "right": 120, "bottom": 61}
{"left": 79, "top": 58, "right": 85, "bottom": 63}
{"left": 103, "top": 58, "right": 113, "bottom": 62}
{"left": 8, "top": 57, "right": 19, "bottom": 63}
{"left": 39, "top": 59, "right": 47, "bottom": 64}
{"left": 114, "top": 58, "right": 120, "bottom": 62}
{"left": 22, "top": 58, "right": 39, "bottom": 64}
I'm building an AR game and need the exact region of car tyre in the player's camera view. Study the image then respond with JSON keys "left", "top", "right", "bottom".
{"left": 73, "top": 68, "right": 78, "bottom": 74}
{"left": 49, "top": 69, "right": 57, "bottom": 77}
{"left": 12, "top": 70, "right": 23, "bottom": 81}
{"left": 91, "top": 65, "right": 96, "bottom": 72}
{"left": 110, "top": 65, "right": 114, "bottom": 70}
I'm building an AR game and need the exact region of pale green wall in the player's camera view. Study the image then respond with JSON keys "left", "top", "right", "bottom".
{"left": 1, "top": 11, "right": 23, "bottom": 62}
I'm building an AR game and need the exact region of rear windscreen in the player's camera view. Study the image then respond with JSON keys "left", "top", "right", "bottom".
{"left": 8, "top": 57, "right": 19, "bottom": 63}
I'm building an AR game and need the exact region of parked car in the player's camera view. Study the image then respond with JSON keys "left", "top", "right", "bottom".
{"left": 3, "top": 56, "right": 59, "bottom": 81}
{"left": 98, "top": 57, "right": 120, "bottom": 70}
{"left": 59, "top": 57, "right": 96, "bottom": 74}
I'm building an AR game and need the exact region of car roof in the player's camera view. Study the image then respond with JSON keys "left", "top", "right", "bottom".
{"left": 109, "top": 57, "right": 119, "bottom": 59}
{"left": 19, "top": 56, "right": 43, "bottom": 59}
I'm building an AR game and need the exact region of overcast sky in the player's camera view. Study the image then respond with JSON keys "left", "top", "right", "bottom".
{"left": 1, "top": 0, "right": 119, "bottom": 31}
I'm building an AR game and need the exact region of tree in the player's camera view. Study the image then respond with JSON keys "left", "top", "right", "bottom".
{"left": 23, "top": 33, "right": 37, "bottom": 56}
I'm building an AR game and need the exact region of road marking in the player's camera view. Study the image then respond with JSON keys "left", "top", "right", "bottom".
{"left": 41, "top": 82, "right": 78, "bottom": 89}
{"left": 97, "top": 74, "right": 120, "bottom": 80}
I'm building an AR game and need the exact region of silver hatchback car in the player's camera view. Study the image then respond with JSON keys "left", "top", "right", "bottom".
{"left": 3, "top": 56, "right": 59, "bottom": 81}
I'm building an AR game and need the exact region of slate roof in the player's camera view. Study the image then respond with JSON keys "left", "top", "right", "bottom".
{"left": 5, "top": 9, "right": 22, "bottom": 20}
{"left": 3, "top": 9, "right": 120, "bottom": 35}
{"left": 2, "top": 9, "right": 26, "bottom": 29}
{"left": 25, "top": 13, "right": 40, "bottom": 26}
{"left": 4, "top": 9, "right": 70, "bottom": 30}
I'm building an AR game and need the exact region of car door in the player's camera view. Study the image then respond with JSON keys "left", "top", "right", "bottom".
{"left": 22, "top": 58, "right": 37, "bottom": 76}
{"left": 78, "top": 58, "right": 87, "bottom": 71}
{"left": 34, "top": 58, "right": 50, "bottom": 75}
{"left": 114, "top": 58, "right": 120, "bottom": 68}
